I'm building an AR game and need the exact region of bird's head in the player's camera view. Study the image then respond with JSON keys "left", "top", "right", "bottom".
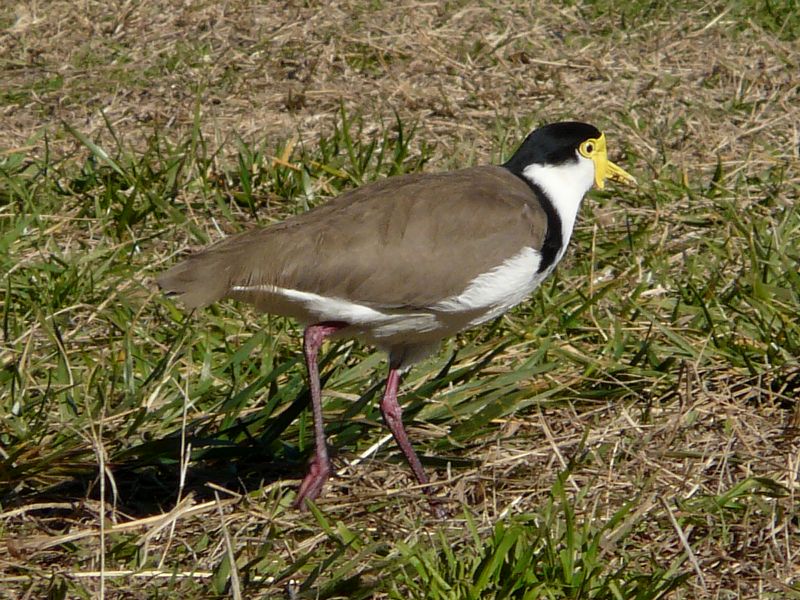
{"left": 503, "top": 121, "right": 636, "bottom": 193}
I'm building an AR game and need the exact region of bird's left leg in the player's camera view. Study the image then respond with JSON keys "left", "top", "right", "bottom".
{"left": 379, "top": 367, "right": 444, "bottom": 515}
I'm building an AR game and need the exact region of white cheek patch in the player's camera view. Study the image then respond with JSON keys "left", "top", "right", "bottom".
{"left": 522, "top": 156, "right": 594, "bottom": 254}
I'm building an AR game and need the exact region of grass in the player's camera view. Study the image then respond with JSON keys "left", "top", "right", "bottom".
{"left": 2, "top": 0, "right": 799, "bottom": 598}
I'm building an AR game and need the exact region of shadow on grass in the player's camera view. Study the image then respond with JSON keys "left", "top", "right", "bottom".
{"left": 3, "top": 372, "right": 468, "bottom": 518}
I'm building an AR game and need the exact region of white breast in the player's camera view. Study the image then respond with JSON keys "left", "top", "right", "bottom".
{"left": 431, "top": 246, "right": 545, "bottom": 326}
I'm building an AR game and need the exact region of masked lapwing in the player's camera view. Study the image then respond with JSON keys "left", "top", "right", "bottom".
{"left": 158, "top": 121, "right": 635, "bottom": 512}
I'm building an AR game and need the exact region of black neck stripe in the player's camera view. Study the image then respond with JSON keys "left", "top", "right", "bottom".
{"left": 503, "top": 167, "right": 563, "bottom": 274}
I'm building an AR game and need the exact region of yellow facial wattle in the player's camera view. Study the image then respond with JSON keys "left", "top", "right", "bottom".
{"left": 578, "top": 133, "right": 636, "bottom": 189}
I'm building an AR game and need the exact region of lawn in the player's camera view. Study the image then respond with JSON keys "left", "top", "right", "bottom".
{"left": 1, "top": 1, "right": 799, "bottom": 597}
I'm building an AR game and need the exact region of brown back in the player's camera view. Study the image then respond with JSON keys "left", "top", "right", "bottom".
{"left": 158, "top": 165, "right": 547, "bottom": 310}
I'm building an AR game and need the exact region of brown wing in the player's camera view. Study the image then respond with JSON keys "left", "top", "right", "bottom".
{"left": 157, "top": 165, "right": 547, "bottom": 310}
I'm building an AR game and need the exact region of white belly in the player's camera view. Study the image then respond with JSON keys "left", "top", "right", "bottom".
{"left": 231, "top": 246, "right": 547, "bottom": 364}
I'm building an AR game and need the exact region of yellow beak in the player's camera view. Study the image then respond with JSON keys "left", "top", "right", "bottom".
{"left": 592, "top": 133, "right": 636, "bottom": 189}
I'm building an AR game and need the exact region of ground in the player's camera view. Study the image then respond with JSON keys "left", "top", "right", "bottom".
{"left": 1, "top": 0, "right": 799, "bottom": 598}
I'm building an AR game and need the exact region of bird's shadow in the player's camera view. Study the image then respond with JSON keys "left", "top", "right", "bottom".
{"left": 3, "top": 374, "right": 389, "bottom": 519}
{"left": 3, "top": 345, "right": 487, "bottom": 520}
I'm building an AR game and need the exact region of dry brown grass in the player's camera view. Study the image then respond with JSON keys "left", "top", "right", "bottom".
{"left": 5, "top": 1, "right": 795, "bottom": 165}
{"left": 2, "top": 0, "right": 799, "bottom": 598}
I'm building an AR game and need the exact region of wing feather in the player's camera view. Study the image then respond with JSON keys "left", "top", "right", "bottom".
{"left": 157, "top": 165, "right": 546, "bottom": 312}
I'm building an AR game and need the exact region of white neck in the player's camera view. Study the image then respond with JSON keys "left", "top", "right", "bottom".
{"left": 521, "top": 156, "right": 594, "bottom": 256}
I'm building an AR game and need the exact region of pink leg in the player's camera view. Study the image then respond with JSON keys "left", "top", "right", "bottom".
{"left": 380, "top": 368, "right": 444, "bottom": 515}
{"left": 294, "top": 322, "right": 346, "bottom": 509}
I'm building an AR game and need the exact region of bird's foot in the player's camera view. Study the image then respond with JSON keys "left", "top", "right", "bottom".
{"left": 293, "top": 457, "right": 331, "bottom": 510}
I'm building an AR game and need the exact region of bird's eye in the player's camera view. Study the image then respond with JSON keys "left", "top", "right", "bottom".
{"left": 579, "top": 139, "right": 598, "bottom": 158}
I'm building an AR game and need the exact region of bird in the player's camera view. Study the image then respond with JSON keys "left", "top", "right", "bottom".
{"left": 158, "top": 121, "right": 635, "bottom": 513}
